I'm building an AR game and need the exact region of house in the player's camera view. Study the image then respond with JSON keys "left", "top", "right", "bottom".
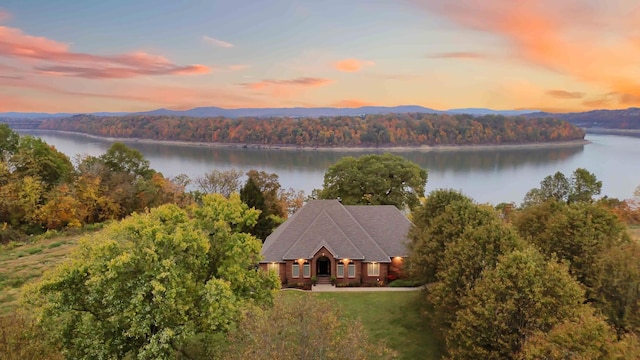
{"left": 260, "top": 199, "right": 411, "bottom": 285}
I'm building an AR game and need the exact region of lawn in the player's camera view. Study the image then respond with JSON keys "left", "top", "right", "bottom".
{"left": 0, "top": 234, "right": 82, "bottom": 315}
{"left": 312, "top": 291, "right": 441, "bottom": 359}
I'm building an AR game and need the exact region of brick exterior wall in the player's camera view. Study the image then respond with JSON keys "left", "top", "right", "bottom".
{"left": 360, "top": 262, "right": 389, "bottom": 285}
{"left": 262, "top": 255, "right": 407, "bottom": 285}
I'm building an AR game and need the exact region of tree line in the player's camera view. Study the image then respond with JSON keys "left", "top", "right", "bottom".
{"left": 32, "top": 112, "right": 585, "bottom": 147}
{"left": 0, "top": 124, "right": 303, "bottom": 243}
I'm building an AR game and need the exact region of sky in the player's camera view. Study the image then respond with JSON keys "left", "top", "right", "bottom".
{"left": 0, "top": 0, "right": 639, "bottom": 113}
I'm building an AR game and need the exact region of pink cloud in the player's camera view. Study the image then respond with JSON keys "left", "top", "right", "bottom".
{"left": 334, "top": 58, "right": 375, "bottom": 72}
{"left": 0, "top": 25, "right": 210, "bottom": 79}
{"left": 0, "top": 74, "right": 267, "bottom": 111}
{"left": 412, "top": 0, "right": 640, "bottom": 108}
{"left": 545, "top": 90, "right": 585, "bottom": 99}
{"left": 240, "top": 77, "right": 332, "bottom": 90}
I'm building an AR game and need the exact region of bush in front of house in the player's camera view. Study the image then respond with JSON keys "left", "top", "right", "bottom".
{"left": 285, "top": 282, "right": 311, "bottom": 290}
{"left": 388, "top": 279, "right": 422, "bottom": 287}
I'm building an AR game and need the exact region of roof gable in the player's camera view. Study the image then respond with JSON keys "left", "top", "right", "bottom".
{"left": 262, "top": 200, "right": 410, "bottom": 263}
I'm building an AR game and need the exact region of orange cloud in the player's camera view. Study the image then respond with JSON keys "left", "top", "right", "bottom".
{"left": 240, "top": 77, "right": 332, "bottom": 90}
{"left": 545, "top": 90, "right": 585, "bottom": 99}
{"left": 333, "top": 99, "right": 374, "bottom": 108}
{"left": 0, "top": 25, "right": 209, "bottom": 79}
{"left": 412, "top": 0, "right": 640, "bottom": 108}
{"left": 228, "top": 64, "right": 249, "bottom": 71}
{"left": 427, "top": 52, "right": 484, "bottom": 59}
{"left": 334, "top": 58, "right": 375, "bottom": 72}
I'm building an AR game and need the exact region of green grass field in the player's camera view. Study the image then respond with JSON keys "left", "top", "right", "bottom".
{"left": 314, "top": 291, "right": 441, "bottom": 359}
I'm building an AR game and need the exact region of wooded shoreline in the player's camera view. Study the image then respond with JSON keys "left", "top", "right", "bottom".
{"left": 30, "top": 129, "right": 590, "bottom": 152}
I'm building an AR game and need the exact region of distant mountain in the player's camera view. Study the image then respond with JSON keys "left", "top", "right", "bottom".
{"left": 525, "top": 107, "right": 640, "bottom": 129}
{"left": 0, "top": 111, "right": 128, "bottom": 119}
{"left": 4, "top": 106, "right": 639, "bottom": 129}
{"left": 2, "top": 105, "right": 533, "bottom": 119}
{"left": 131, "top": 106, "right": 539, "bottom": 117}
{"left": 447, "top": 108, "right": 538, "bottom": 116}
{"left": 132, "top": 105, "right": 443, "bottom": 118}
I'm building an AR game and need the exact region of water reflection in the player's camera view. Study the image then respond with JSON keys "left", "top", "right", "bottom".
{"left": 18, "top": 130, "right": 639, "bottom": 205}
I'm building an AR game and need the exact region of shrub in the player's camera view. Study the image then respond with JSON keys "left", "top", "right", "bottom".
{"left": 0, "top": 314, "right": 63, "bottom": 360}
{"left": 228, "top": 294, "right": 395, "bottom": 359}
{"left": 388, "top": 279, "right": 422, "bottom": 287}
{"left": 0, "top": 226, "right": 25, "bottom": 245}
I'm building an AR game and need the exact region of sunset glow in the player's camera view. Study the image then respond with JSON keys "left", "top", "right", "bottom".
{"left": 1, "top": 1, "right": 638, "bottom": 113}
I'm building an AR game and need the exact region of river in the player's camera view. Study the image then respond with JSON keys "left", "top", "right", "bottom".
{"left": 17, "top": 130, "right": 640, "bottom": 205}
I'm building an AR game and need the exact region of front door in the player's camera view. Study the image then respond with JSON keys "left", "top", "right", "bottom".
{"left": 316, "top": 256, "right": 330, "bottom": 276}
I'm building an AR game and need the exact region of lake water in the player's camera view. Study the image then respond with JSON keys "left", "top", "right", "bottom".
{"left": 17, "top": 130, "right": 640, "bottom": 205}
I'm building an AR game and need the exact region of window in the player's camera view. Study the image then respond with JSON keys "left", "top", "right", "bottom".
{"left": 367, "top": 263, "right": 380, "bottom": 277}
{"left": 348, "top": 263, "right": 355, "bottom": 278}
{"left": 267, "top": 263, "right": 279, "bottom": 274}
{"left": 337, "top": 263, "right": 344, "bottom": 278}
{"left": 303, "top": 263, "right": 311, "bottom": 278}
{"left": 292, "top": 263, "right": 299, "bottom": 278}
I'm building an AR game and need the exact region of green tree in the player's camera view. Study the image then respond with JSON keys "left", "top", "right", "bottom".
{"left": 245, "top": 169, "right": 286, "bottom": 218}
{"left": 0, "top": 123, "right": 19, "bottom": 161}
{"left": 569, "top": 167, "right": 603, "bottom": 203}
{"left": 591, "top": 241, "right": 640, "bottom": 334}
{"left": 317, "top": 153, "right": 427, "bottom": 210}
{"left": 26, "top": 195, "right": 279, "bottom": 359}
{"left": 10, "top": 136, "right": 74, "bottom": 188}
{"left": 408, "top": 192, "right": 493, "bottom": 284}
{"left": 429, "top": 218, "right": 524, "bottom": 329}
{"left": 522, "top": 168, "right": 602, "bottom": 207}
{"left": 99, "top": 142, "right": 153, "bottom": 179}
{"left": 240, "top": 177, "right": 278, "bottom": 242}
{"left": 518, "top": 307, "right": 640, "bottom": 360}
{"left": 446, "top": 248, "right": 585, "bottom": 360}
{"left": 514, "top": 200, "right": 629, "bottom": 290}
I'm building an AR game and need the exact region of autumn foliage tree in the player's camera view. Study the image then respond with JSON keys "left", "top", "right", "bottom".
{"left": 35, "top": 113, "right": 586, "bottom": 147}
{"left": 0, "top": 129, "right": 190, "bottom": 238}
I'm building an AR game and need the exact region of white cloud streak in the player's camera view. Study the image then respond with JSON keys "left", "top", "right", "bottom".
{"left": 202, "top": 35, "right": 234, "bottom": 48}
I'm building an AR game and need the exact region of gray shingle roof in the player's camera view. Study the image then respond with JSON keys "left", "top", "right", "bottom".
{"left": 261, "top": 200, "right": 410, "bottom": 263}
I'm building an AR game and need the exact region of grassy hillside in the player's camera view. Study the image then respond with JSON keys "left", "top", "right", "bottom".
{"left": 0, "top": 234, "right": 81, "bottom": 314}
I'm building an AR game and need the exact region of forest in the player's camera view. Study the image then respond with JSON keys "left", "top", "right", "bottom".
{"left": 30, "top": 113, "right": 585, "bottom": 147}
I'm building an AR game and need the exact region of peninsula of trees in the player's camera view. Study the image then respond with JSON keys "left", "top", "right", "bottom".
{"left": 31, "top": 113, "right": 585, "bottom": 148}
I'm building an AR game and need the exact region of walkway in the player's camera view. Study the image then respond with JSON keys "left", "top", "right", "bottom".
{"left": 311, "top": 284, "right": 421, "bottom": 292}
